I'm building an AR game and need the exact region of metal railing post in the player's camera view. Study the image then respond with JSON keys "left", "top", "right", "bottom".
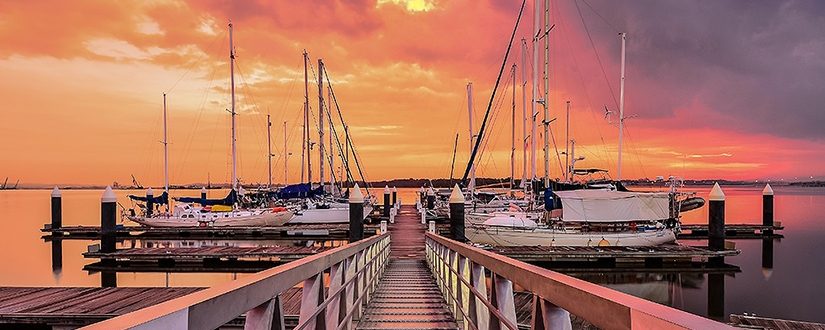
{"left": 450, "top": 250, "right": 463, "bottom": 324}
{"left": 531, "top": 294, "right": 572, "bottom": 330}
{"left": 458, "top": 255, "right": 471, "bottom": 330}
{"left": 489, "top": 274, "right": 517, "bottom": 330}
{"left": 447, "top": 249, "right": 456, "bottom": 316}
{"left": 470, "top": 262, "right": 490, "bottom": 330}
{"left": 298, "top": 272, "right": 326, "bottom": 330}
{"left": 326, "top": 260, "right": 346, "bottom": 329}
{"left": 244, "top": 295, "right": 285, "bottom": 330}
{"left": 356, "top": 249, "right": 366, "bottom": 313}
{"left": 343, "top": 254, "right": 357, "bottom": 330}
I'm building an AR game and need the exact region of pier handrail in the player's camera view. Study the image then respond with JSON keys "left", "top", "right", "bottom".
{"left": 82, "top": 232, "right": 390, "bottom": 330}
{"left": 425, "top": 232, "right": 734, "bottom": 330}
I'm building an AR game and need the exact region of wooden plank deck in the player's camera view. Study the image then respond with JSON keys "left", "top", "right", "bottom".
{"left": 0, "top": 287, "right": 304, "bottom": 328}
{"left": 489, "top": 244, "right": 739, "bottom": 263}
{"left": 42, "top": 223, "right": 379, "bottom": 240}
{"left": 84, "top": 245, "right": 331, "bottom": 262}
{"left": 730, "top": 314, "right": 825, "bottom": 329}
{"left": 679, "top": 224, "right": 784, "bottom": 239}
{"left": 357, "top": 205, "right": 459, "bottom": 330}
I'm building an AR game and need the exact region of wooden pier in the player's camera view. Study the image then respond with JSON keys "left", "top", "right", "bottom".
{"left": 679, "top": 223, "right": 784, "bottom": 239}
{"left": 355, "top": 210, "right": 458, "bottom": 329}
{"left": 42, "top": 223, "right": 382, "bottom": 240}
{"left": 8, "top": 204, "right": 794, "bottom": 329}
{"left": 489, "top": 244, "right": 739, "bottom": 264}
{"left": 0, "top": 287, "right": 305, "bottom": 328}
{"left": 730, "top": 313, "right": 825, "bottom": 329}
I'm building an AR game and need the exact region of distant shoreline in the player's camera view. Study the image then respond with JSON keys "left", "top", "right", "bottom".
{"left": 6, "top": 179, "right": 825, "bottom": 190}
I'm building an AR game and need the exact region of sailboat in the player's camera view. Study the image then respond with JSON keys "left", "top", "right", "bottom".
{"left": 284, "top": 56, "right": 374, "bottom": 224}
{"left": 459, "top": 1, "right": 677, "bottom": 247}
{"left": 127, "top": 20, "right": 293, "bottom": 228}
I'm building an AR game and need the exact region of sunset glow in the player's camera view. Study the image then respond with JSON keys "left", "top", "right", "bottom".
{"left": 1, "top": 0, "right": 823, "bottom": 186}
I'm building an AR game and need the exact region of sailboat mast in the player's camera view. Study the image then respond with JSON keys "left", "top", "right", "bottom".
{"left": 328, "top": 86, "right": 336, "bottom": 194}
{"left": 565, "top": 100, "right": 570, "bottom": 182}
{"left": 229, "top": 20, "right": 238, "bottom": 191}
{"left": 521, "top": 38, "right": 528, "bottom": 191}
{"left": 542, "top": 0, "right": 550, "bottom": 187}
{"left": 283, "top": 121, "right": 288, "bottom": 184}
{"left": 317, "top": 59, "right": 325, "bottom": 190}
{"left": 267, "top": 114, "right": 272, "bottom": 187}
{"left": 302, "top": 50, "right": 311, "bottom": 184}
{"left": 531, "top": 0, "right": 540, "bottom": 185}
{"left": 467, "top": 82, "right": 476, "bottom": 193}
{"left": 617, "top": 32, "right": 627, "bottom": 181}
{"left": 510, "top": 64, "right": 516, "bottom": 192}
{"left": 162, "top": 93, "right": 169, "bottom": 192}
{"left": 449, "top": 133, "right": 459, "bottom": 184}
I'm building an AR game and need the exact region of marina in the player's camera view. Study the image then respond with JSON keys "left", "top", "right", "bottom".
{"left": 3, "top": 0, "right": 825, "bottom": 328}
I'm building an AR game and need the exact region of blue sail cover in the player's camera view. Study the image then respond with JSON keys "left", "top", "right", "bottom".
{"left": 277, "top": 183, "right": 324, "bottom": 199}
{"left": 128, "top": 191, "right": 169, "bottom": 205}
{"left": 176, "top": 189, "right": 238, "bottom": 206}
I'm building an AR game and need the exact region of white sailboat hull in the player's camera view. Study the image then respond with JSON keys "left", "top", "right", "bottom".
{"left": 128, "top": 209, "right": 294, "bottom": 228}
{"left": 466, "top": 225, "right": 676, "bottom": 247}
{"left": 287, "top": 204, "right": 374, "bottom": 224}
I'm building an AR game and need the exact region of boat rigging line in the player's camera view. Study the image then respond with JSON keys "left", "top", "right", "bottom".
{"left": 460, "top": 0, "right": 527, "bottom": 187}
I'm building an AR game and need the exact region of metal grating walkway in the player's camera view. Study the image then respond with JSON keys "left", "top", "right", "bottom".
{"left": 356, "top": 205, "right": 458, "bottom": 330}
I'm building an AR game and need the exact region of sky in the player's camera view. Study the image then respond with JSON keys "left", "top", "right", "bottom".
{"left": 1, "top": 0, "right": 824, "bottom": 187}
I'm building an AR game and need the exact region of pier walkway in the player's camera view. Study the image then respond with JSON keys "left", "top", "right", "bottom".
{"left": 355, "top": 206, "right": 458, "bottom": 329}
{"left": 70, "top": 204, "right": 735, "bottom": 329}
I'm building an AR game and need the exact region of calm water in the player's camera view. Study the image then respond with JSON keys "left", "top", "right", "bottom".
{"left": 0, "top": 186, "right": 823, "bottom": 323}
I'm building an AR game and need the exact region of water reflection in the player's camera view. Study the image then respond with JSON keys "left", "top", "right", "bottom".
{"left": 707, "top": 273, "right": 725, "bottom": 320}
{"left": 50, "top": 240, "right": 62, "bottom": 280}
{"left": 761, "top": 238, "right": 774, "bottom": 279}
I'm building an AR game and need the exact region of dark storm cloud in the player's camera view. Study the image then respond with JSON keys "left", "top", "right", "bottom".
{"left": 570, "top": 0, "right": 825, "bottom": 139}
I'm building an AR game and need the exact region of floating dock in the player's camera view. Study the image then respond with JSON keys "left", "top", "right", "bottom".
{"left": 42, "top": 223, "right": 382, "bottom": 240}
{"left": 679, "top": 224, "right": 784, "bottom": 239}
{"left": 489, "top": 244, "right": 739, "bottom": 265}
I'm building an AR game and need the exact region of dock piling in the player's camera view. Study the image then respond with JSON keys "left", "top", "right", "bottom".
{"left": 145, "top": 188, "right": 154, "bottom": 218}
{"left": 100, "top": 186, "right": 117, "bottom": 254}
{"left": 449, "top": 184, "right": 466, "bottom": 242}
{"left": 763, "top": 184, "right": 774, "bottom": 234}
{"left": 383, "top": 185, "right": 391, "bottom": 217}
{"left": 391, "top": 186, "right": 397, "bottom": 206}
{"left": 50, "top": 187, "right": 62, "bottom": 232}
{"left": 201, "top": 186, "right": 207, "bottom": 204}
{"left": 349, "top": 184, "right": 364, "bottom": 242}
{"left": 426, "top": 187, "right": 435, "bottom": 210}
{"left": 708, "top": 183, "right": 726, "bottom": 251}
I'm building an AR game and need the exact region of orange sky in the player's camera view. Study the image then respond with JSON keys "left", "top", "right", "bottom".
{"left": 1, "top": 0, "right": 823, "bottom": 186}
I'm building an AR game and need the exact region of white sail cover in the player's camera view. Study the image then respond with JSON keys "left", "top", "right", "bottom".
{"left": 553, "top": 190, "right": 670, "bottom": 222}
